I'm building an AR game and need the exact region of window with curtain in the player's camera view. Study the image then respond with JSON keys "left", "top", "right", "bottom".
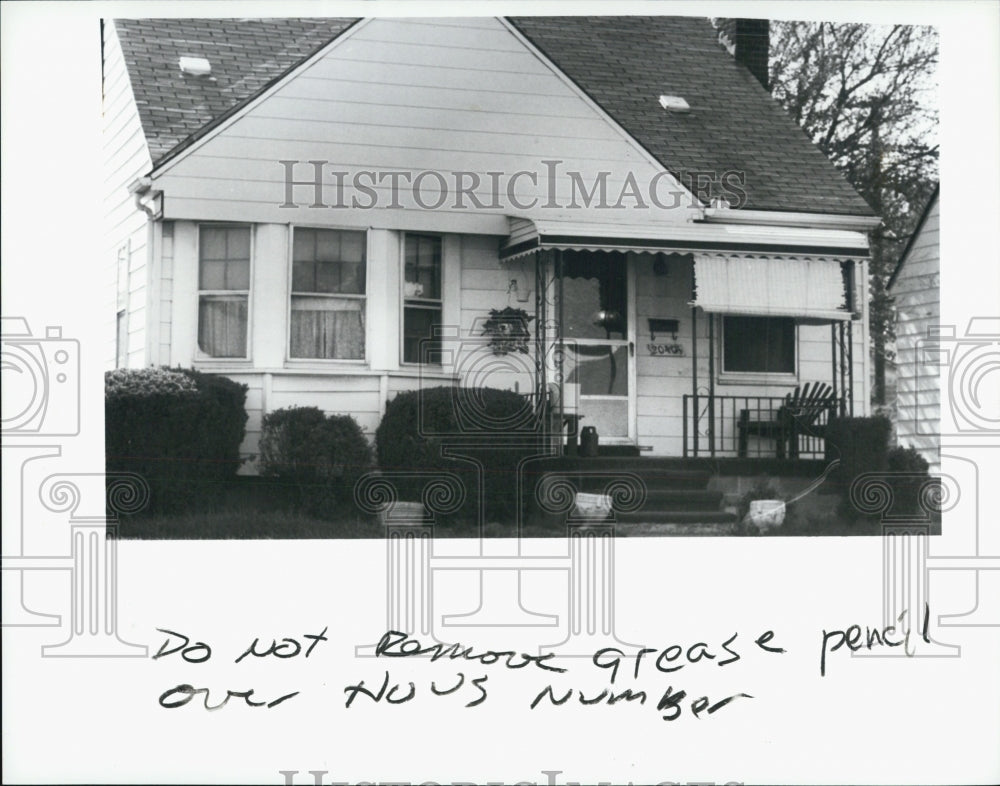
{"left": 722, "top": 315, "right": 796, "bottom": 374}
{"left": 403, "top": 234, "right": 443, "bottom": 364}
{"left": 198, "top": 225, "right": 250, "bottom": 358}
{"left": 290, "top": 228, "right": 366, "bottom": 360}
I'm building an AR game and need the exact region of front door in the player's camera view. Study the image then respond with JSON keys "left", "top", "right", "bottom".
{"left": 560, "top": 251, "right": 636, "bottom": 444}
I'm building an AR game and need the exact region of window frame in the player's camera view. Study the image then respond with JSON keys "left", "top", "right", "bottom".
{"left": 115, "top": 242, "right": 130, "bottom": 369}
{"left": 286, "top": 225, "right": 369, "bottom": 364}
{"left": 195, "top": 223, "right": 253, "bottom": 362}
{"left": 718, "top": 314, "right": 799, "bottom": 383}
{"left": 400, "top": 232, "right": 444, "bottom": 366}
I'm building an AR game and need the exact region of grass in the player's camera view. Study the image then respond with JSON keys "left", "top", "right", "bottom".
{"left": 112, "top": 476, "right": 941, "bottom": 540}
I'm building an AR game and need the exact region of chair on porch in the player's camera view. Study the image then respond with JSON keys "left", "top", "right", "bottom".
{"left": 737, "top": 382, "right": 839, "bottom": 459}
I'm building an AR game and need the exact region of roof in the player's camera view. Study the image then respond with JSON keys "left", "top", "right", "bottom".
{"left": 114, "top": 15, "right": 873, "bottom": 216}
{"left": 113, "top": 18, "right": 358, "bottom": 164}
{"left": 509, "top": 17, "right": 872, "bottom": 216}
{"left": 888, "top": 184, "right": 940, "bottom": 290}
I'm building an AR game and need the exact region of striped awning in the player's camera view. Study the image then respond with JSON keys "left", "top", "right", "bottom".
{"left": 691, "top": 254, "right": 853, "bottom": 321}
{"left": 499, "top": 218, "right": 871, "bottom": 262}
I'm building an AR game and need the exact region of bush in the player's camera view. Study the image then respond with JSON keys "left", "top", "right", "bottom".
{"left": 887, "top": 446, "right": 931, "bottom": 516}
{"left": 259, "top": 407, "right": 373, "bottom": 518}
{"left": 105, "top": 367, "right": 248, "bottom": 512}
{"left": 824, "top": 415, "right": 892, "bottom": 517}
{"left": 376, "top": 386, "right": 539, "bottom": 522}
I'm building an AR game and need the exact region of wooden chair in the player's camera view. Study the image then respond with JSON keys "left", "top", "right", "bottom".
{"left": 738, "top": 382, "right": 839, "bottom": 458}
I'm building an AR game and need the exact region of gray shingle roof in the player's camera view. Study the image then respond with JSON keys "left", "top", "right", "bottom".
{"left": 114, "top": 18, "right": 358, "bottom": 164}
{"left": 509, "top": 16, "right": 873, "bottom": 215}
{"left": 115, "top": 15, "right": 873, "bottom": 216}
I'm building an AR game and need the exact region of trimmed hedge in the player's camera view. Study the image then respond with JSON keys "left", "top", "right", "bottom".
{"left": 375, "top": 386, "right": 539, "bottom": 522}
{"left": 824, "top": 415, "right": 892, "bottom": 517}
{"left": 259, "top": 406, "right": 373, "bottom": 518}
{"left": 887, "top": 445, "right": 931, "bottom": 516}
{"left": 105, "top": 367, "right": 248, "bottom": 512}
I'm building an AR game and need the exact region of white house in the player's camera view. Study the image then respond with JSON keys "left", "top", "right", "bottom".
{"left": 888, "top": 186, "right": 940, "bottom": 472}
{"left": 103, "top": 16, "right": 877, "bottom": 473}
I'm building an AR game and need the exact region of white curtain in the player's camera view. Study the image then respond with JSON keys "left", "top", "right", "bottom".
{"left": 290, "top": 297, "right": 364, "bottom": 359}
{"left": 198, "top": 296, "right": 247, "bottom": 357}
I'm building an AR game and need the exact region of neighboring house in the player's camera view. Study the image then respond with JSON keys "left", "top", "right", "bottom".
{"left": 103, "top": 16, "right": 877, "bottom": 472}
{"left": 888, "top": 186, "right": 940, "bottom": 472}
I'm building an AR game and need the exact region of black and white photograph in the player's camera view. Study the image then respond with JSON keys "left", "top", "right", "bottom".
{"left": 102, "top": 12, "right": 942, "bottom": 539}
{"left": 2, "top": 1, "right": 998, "bottom": 784}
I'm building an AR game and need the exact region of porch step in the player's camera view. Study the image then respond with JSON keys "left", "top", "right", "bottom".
{"left": 616, "top": 509, "right": 737, "bottom": 525}
{"left": 615, "top": 521, "right": 735, "bottom": 537}
{"left": 640, "top": 489, "right": 724, "bottom": 509}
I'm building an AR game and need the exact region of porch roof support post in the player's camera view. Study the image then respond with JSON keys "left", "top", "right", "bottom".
{"left": 708, "top": 312, "right": 715, "bottom": 457}
{"left": 557, "top": 249, "right": 565, "bottom": 456}
{"left": 534, "top": 250, "right": 546, "bottom": 449}
{"left": 848, "top": 320, "right": 855, "bottom": 417}
{"left": 691, "top": 303, "right": 699, "bottom": 457}
{"left": 831, "top": 323, "right": 838, "bottom": 404}
{"left": 839, "top": 321, "right": 848, "bottom": 417}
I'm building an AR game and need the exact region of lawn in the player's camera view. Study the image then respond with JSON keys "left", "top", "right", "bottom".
{"left": 110, "top": 476, "right": 567, "bottom": 539}
{"left": 111, "top": 477, "right": 940, "bottom": 539}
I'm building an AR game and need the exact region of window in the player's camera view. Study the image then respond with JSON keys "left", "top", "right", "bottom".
{"left": 722, "top": 316, "right": 795, "bottom": 374}
{"left": 198, "top": 226, "right": 250, "bottom": 358}
{"left": 290, "top": 228, "right": 366, "bottom": 360}
{"left": 403, "top": 234, "right": 443, "bottom": 364}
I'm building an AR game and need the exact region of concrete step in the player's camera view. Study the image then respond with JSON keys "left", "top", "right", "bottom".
{"left": 615, "top": 509, "right": 737, "bottom": 525}
{"left": 615, "top": 521, "right": 735, "bottom": 536}
{"left": 636, "top": 489, "right": 724, "bottom": 508}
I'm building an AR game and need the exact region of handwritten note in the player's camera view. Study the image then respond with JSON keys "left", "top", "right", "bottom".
{"left": 151, "top": 605, "right": 931, "bottom": 720}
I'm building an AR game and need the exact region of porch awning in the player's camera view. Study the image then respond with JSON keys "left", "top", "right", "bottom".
{"left": 691, "top": 254, "right": 852, "bottom": 321}
{"left": 499, "top": 218, "right": 871, "bottom": 262}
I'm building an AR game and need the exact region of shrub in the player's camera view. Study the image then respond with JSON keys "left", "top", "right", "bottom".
{"left": 824, "top": 415, "right": 892, "bottom": 517}
{"left": 105, "top": 367, "right": 248, "bottom": 512}
{"left": 259, "top": 407, "right": 373, "bottom": 518}
{"left": 375, "top": 386, "right": 539, "bottom": 522}
{"left": 887, "top": 446, "right": 931, "bottom": 516}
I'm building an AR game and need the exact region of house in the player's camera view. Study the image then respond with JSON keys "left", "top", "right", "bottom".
{"left": 103, "top": 16, "right": 877, "bottom": 488}
{"left": 888, "top": 186, "right": 940, "bottom": 473}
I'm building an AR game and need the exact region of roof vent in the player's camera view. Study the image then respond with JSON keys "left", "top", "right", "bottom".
{"left": 658, "top": 95, "right": 690, "bottom": 113}
{"left": 179, "top": 56, "right": 212, "bottom": 76}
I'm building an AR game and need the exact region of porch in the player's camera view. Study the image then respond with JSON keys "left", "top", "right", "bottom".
{"left": 522, "top": 452, "right": 838, "bottom": 533}
{"left": 509, "top": 234, "right": 864, "bottom": 463}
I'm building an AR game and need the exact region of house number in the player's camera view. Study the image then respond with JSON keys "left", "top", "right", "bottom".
{"left": 647, "top": 342, "right": 685, "bottom": 357}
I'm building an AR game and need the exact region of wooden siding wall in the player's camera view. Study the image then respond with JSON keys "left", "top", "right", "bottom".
{"left": 166, "top": 221, "right": 488, "bottom": 471}
{"left": 162, "top": 220, "right": 867, "bottom": 468}
{"left": 102, "top": 21, "right": 153, "bottom": 369}
{"left": 892, "top": 197, "right": 940, "bottom": 470}
{"left": 151, "top": 17, "right": 695, "bottom": 233}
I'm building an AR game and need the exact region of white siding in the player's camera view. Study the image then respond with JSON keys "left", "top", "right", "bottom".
{"left": 892, "top": 197, "right": 940, "bottom": 470}
{"left": 103, "top": 20, "right": 152, "bottom": 369}
{"left": 151, "top": 17, "right": 695, "bottom": 231}
{"left": 143, "top": 16, "right": 869, "bottom": 466}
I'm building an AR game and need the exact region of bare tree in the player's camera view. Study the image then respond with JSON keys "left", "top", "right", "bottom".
{"left": 770, "top": 21, "right": 939, "bottom": 405}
